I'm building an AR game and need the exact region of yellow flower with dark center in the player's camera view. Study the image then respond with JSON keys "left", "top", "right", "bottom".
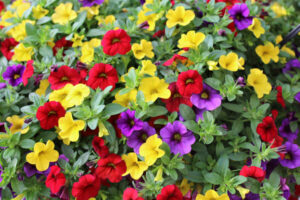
{"left": 196, "top": 190, "right": 229, "bottom": 200}
{"left": 122, "top": 152, "right": 148, "bottom": 180}
{"left": 113, "top": 89, "right": 137, "bottom": 107}
{"left": 247, "top": 68, "right": 272, "bottom": 98}
{"left": 137, "top": 6, "right": 159, "bottom": 31}
{"left": 72, "top": 34, "right": 85, "bottom": 47}
{"left": 97, "top": 15, "right": 116, "bottom": 25}
{"left": 138, "top": 77, "right": 171, "bottom": 102}
{"left": 6, "top": 115, "right": 29, "bottom": 134}
{"left": 66, "top": 84, "right": 90, "bottom": 107}
{"left": 219, "top": 52, "right": 240, "bottom": 71}
{"left": 139, "top": 60, "right": 157, "bottom": 76}
{"left": 12, "top": 43, "right": 34, "bottom": 62}
{"left": 33, "top": 5, "right": 49, "bottom": 19}
{"left": 248, "top": 18, "right": 265, "bottom": 38}
{"left": 51, "top": 3, "right": 77, "bottom": 25}
{"left": 49, "top": 84, "right": 74, "bottom": 108}
{"left": 178, "top": 31, "right": 205, "bottom": 49}
{"left": 255, "top": 42, "right": 279, "bottom": 64}
{"left": 132, "top": 40, "right": 154, "bottom": 59}
{"left": 166, "top": 6, "right": 195, "bottom": 28}
{"left": 26, "top": 140, "right": 59, "bottom": 171}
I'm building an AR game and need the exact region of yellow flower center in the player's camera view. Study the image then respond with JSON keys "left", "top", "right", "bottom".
{"left": 14, "top": 74, "right": 20, "bottom": 79}
{"left": 185, "top": 78, "right": 194, "bottom": 84}
{"left": 201, "top": 92, "right": 209, "bottom": 99}
{"left": 107, "top": 163, "right": 116, "bottom": 168}
{"left": 98, "top": 73, "right": 107, "bottom": 78}
{"left": 173, "top": 93, "right": 181, "bottom": 98}
{"left": 285, "top": 153, "right": 291, "bottom": 160}
{"left": 48, "top": 111, "right": 57, "bottom": 116}
{"left": 61, "top": 76, "right": 69, "bottom": 81}
{"left": 140, "top": 133, "right": 148, "bottom": 142}
{"left": 173, "top": 133, "right": 181, "bottom": 141}
{"left": 111, "top": 38, "right": 120, "bottom": 44}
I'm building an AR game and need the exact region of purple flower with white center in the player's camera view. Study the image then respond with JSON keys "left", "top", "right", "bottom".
{"left": 160, "top": 121, "right": 195, "bottom": 156}
{"left": 127, "top": 122, "right": 155, "bottom": 154}
{"left": 282, "top": 59, "right": 300, "bottom": 76}
{"left": 295, "top": 92, "right": 300, "bottom": 103}
{"left": 279, "top": 142, "right": 300, "bottom": 169}
{"left": 228, "top": 3, "right": 253, "bottom": 30}
{"left": 2, "top": 64, "right": 25, "bottom": 87}
{"left": 280, "top": 177, "right": 290, "bottom": 199}
{"left": 117, "top": 110, "right": 144, "bottom": 137}
{"left": 279, "top": 118, "right": 299, "bottom": 142}
{"left": 190, "top": 83, "right": 222, "bottom": 111}
{"left": 78, "top": 0, "right": 104, "bottom": 7}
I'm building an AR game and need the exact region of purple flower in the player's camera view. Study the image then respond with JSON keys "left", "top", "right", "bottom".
{"left": 190, "top": 83, "right": 222, "bottom": 111}
{"left": 228, "top": 3, "right": 253, "bottom": 30}
{"left": 280, "top": 177, "right": 290, "bottom": 199}
{"left": 0, "top": 83, "right": 6, "bottom": 89}
{"left": 236, "top": 77, "right": 246, "bottom": 87}
{"left": 127, "top": 122, "right": 155, "bottom": 153}
{"left": 279, "top": 118, "right": 299, "bottom": 142}
{"left": 78, "top": 0, "right": 104, "bottom": 7}
{"left": 23, "top": 162, "right": 50, "bottom": 177}
{"left": 295, "top": 92, "right": 300, "bottom": 103}
{"left": 51, "top": 186, "right": 70, "bottom": 200}
{"left": 2, "top": 64, "right": 25, "bottom": 87}
{"left": 117, "top": 110, "right": 144, "bottom": 137}
{"left": 160, "top": 121, "right": 195, "bottom": 156}
{"left": 279, "top": 142, "right": 300, "bottom": 169}
{"left": 0, "top": 122, "right": 5, "bottom": 133}
{"left": 228, "top": 192, "right": 260, "bottom": 200}
{"left": 282, "top": 59, "right": 300, "bottom": 76}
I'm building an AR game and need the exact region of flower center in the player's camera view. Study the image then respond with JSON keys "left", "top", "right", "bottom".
{"left": 98, "top": 73, "right": 107, "bottom": 78}
{"left": 111, "top": 38, "right": 120, "bottom": 44}
{"left": 173, "top": 93, "right": 181, "bottom": 98}
{"left": 14, "top": 74, "right": 20, "bottom": 79}
{"left": 107, "top": 163, "right": 116, "bottom": 168}
{"left": 130, "top": 120, "right": 135, "bottom": 126}
{"left": 185, "top": 78, "right": 194, "bottom": 84}
{"left": 236, "top": 13, "right": 243, "bottom": 21}
{"left": 201, "top": 92, "right": 209, "bottom": 99}
{"left": 285, "top": 153, "right": 292, "bottom": 160}
{"left": 173, "top": 133, "right": 181, "bottom": 141}
{"left": 61, "top": 76, "right": 69, "bottom": 81}
{"left": 48, "top": 111, "right": 57, "bottom": 116}
{"left": 139, "top": 133, "right": 148, "bottom": 142}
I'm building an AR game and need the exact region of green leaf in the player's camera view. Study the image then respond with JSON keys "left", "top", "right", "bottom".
{"left": 25, "top": 23, "right": 37, "bottom": 36}
{"left": 72, "top": 11, "right": 87, "bottom": 31}
{"left": 39, "top": 45, "right": 53, "bottom": 58}
{"left": 204, "top": 172, "right": 223, "bottom": 184}
{"left": 179, "top": 104, "right": 195, "bottom": 121}
{"left": 231, "top": 120, "right": 243, "bottom": 134}
{"left": 11, "top": 178, "right": 26, "bottom": 194}
{"left": 222, "top": 103, "right": 244, "bottom": 113}
{"left": 61, "top": 144, "right": 74, "bottom": 160}
{"left": 86, "top": 29, "right": 106, "bottom": 37}
{"left": 232, "top": 176, "right": 247, "bottom": 186}
{"left": 269, "top": 171, "right": 280, "bottom": 187}
{"left": 184, "top": 171, "right": 203, "bottom": 183}
{"left": 87, "top": 118, "right": 99, "bottom": 130}
{"left": 205, "top": 34, "right": 214, "bottom": 48}
{"left": 37, "top": 16, "right": 51, "bottom": 25}
{"left": 165, "top": 26, "right": 175, "bottom": 38}
{"left": 214, "top": 155, "right": 229, "bottom": 174}
{"left": 250, "top": 94, "right": 260, "bottom": 108}
{"left": 103, "top": 103, "right": 127, "bottom": 116}
{"left": 203, "top": 15, "right": 220, "bottom": 23}
{"left": 74, "top": 152, "right": 90, "bottom": 168}
{"left": 183, "top": 120, "right": 200, "bottom": 133}
{"left": 147, "top": 105, "right": 168, "bottom": 117}
{"left": 19, "top": 139, "right": 35, "bottom": 149}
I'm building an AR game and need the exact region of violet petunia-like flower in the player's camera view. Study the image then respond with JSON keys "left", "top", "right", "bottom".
{"left": 228, "top": 192, "right": 260, "bottom": 200}
{"left": 228, "top": 3, "right": 253, "bottom": 30}
{"left": 126, "top": 122, "right": 156, "bottom": 154}
{"left": 160, "top": 121, "right": 195, "bottom": 156}
{"left": 280, "top": 177, "right": 290, "bottom": 199}
{"left": 190, "top": 83, "right": 222, "bottom": 111}
{"left": 2, "top": 64, "right": 25, "bottom": 87}
{"left": 295, "top": 92, "right": 300, "bottom": 103}
{"left": 78, "top": 0, "right": 104, "bottom": 7}
{"left": 0, "top": 83, "right": 6, "bottom": 89}
{"left": 282, "top": 59, "right": 300, "bottom": 76}
{"left": 279, "top": 142, "right": 300, "bottom": 169}
{"left": 279, "top": 118, "right": 299, "bottom": 142}
{"left": 117, "top": 110, "right": 144, "bottom": 137}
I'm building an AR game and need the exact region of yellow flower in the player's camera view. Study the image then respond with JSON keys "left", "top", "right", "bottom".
{"left": 49, "top": 84, "right": 74, "bottom": 108}
{"left": 238, "top": 57, "right": 245, "bottom": 70}
{"left": 271, "top": 2, "right": 287, "bottom": 18}
{"left": 88, "top": 38, "right": 101, "bottom": 48}
{"left": 98, "top": 121, "right": 109, "bottom": 137}
{"left": 122, "top": 153, "right": 148, "bottom": 180}
{"left": 80, "top": 43, "right": 94, "bottom": 64}
{"left": 0, "top": 11, "right": 15, "bottom": 27}
{"left": 66, "top": 84, "right": 90, "bottom": 107}
{"left": 132, "top": 40, "right": 154, "bottom": 60}
{"left": 179, "top": 179, "right": 193, "bottom": 196}
{"left": 138, "top": 77, "right": 171, "bottom": 102}
{"left": 113, "top": 89, "right": 137, "bottom": 107}
{"left": 79, "top": 5, "right": 100, "bottom": 20}
{"left": 6, "top": 115, "right": 29, "bottom": 134}
{"left": 247, "top": 68, "right": 272, "bottom": 98}
{"left": 196, "top": 190, "right": 229, "bottom": 200}
{"left": 72, "top": 34, "right": 84, "bottom": 47}
{"left": 12, "top": 43, "right": 34, "bottom": 62}
{"left": 236, "top": 186, "right": 250, "bottom": 199}
{"left": 7, "top": 20, "right": 35, "bottom": 42}
{"left": 178, "top": 31, "right": 205, "bottom": 49}
{"left": 207, "top": 61, "right": 219, "bottom": 71}
{"left": 139, "top": 134, "right": 165, "bottom": 166}
{"left": 55, "top": 127, "right": 71, "bottom": 145}
{"left": 275, "top": 35, "right": 295, "bottom": 57}
{"left": 52, "top": 3, "right": 77, "bottom": 25}
{"left": 15, "top": 2, "right": 31, "bottom": 18}
{"left": 36, "top": 79, "right": 50, "bottom": 96}
{"left": 255, "top": 42, "right": 279, "bottom": 64}
{"left": 219, "top": 52, "right": 240, "bottom": 71}
{"left": 58, "top": 112, "right": 85, "bottom": 143}
{"left": 166, "top": 6, "right": 195, "bottom": 28}
{"left": 97, "top": 15, "right": 116, "bottom": 25}
{"left": 12, "top": 194, "right": 25, "bottom": 200}
{"left": 26, "top": 140, "right": 59, "bottom": 171}
{"left": 33, "top": 5, "right": 49, "bottom": 19}
{"left": 248, "top": 18, "right": 265, "bottom": 38}
{"left": 137, "top": 7, "right": 159, "bottom": 31}
{"left": 154, "top": 167, "right": 163, "bottom": 182}
{"left": 139, "top": 60, "right": 156, "bottom": 77}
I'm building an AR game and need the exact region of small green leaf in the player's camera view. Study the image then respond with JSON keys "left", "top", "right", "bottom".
{"left": 147, "top": 105, "right": 168, "bottom": 117}
{"left": 204, "top": 172, "right": 223, "bottom": 184}
{"left": 19, "top": 139, "right": 35, "bottom": 149}
{"left": 74, "top": 152, "right": 90, "bottom": 168}
{"left": 179, "top": 104, "right": 195, "bottom": 121}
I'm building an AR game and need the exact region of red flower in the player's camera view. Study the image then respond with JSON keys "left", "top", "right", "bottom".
{"left": 153, "top": 30, "right": 165, "bottom": 38}
{"left": 87, "top": 63, "right": 119, "bottom": 91}
{"left": 276, "top": 86, "right": 286, "bottom": 108}
{"left": 176, "top": 70, "right": 203, "bottom": 97}
{"left": 36, "top": 101, "right": 66, "bottom": 130}
{"left": 52, "top": 37, "right": 73, "bottom": 56}
{"left": 48, "top": 65, "right": 81, "bottom": 90}
{"left": 162, "top": 82, "right": 192, "bottom": 112}
{"left": 0, "top": 38, "right": 18, "bottom": 60}
{"left": 271, "top": 109, "right": 278, "bottom": 120}
{"left": 72, "top": 174, "right": 101, "bottom": 200}
{"left": 228, "top": 21, "right": 238, "bottom": 36}
{"left": 45, "top": 166, "right": 66, "bottom": 194}
{"left": 123, "top": 188, "right": 144, "bottom": 200}
{"left": 22, "top": 60, "right": 34, "bottom": 86}
{"left": 163, "top": 54, "right": 188, "bottom": 67}
{"left": 156, "top": 185, "right": 183, "bottom": 200}
{"left": 0, "top": 1, "right": 5, "bottom": 12}
{"left": 108, "top": 115, "right": 122, "bottom": 138}
{"left": 256, "top": 116, "right": 278, "bottom": 143}
{"left": 80, "top": 127, "right": 99, "bottom": 137}
{"left": 95, "top": 153, "right": 126, "bottom": 183}
{"left": 170, "top": 0, "right": 175, "bottom": 6}
{"left": 289, "top": 195, "right": 298, "bottom": 200}
{"left": 239, "top": 166, "right": 265, "bottom": 182}
{"left": 101, "top": 29, "right": 131, "bottom": 56}
{"left": 295, "top": 184, "right": 300, "bottom": 196}
{"left": 92, "top": 136, "right": 109, "bottom": 158}
{"left": 271, "top": 135, "right": 285, "bottom": 159}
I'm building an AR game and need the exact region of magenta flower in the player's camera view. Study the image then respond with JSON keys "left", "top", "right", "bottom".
{"left": 228, "top": 3, "right": 253, "bottom": 30}
{"left": 117, "top": 110, "right": 144, "bottom": 137}
{"left": 2, "top": 64, "right": 25, "bottom": 86}
{"left": 160, "top": 121, "right": 195, "bottom": 156}
{"left": 279, "top": 142, "right": 300, "bottom": 169}
{"left": 78, "top": 0, "right": 104, "bottom": 7}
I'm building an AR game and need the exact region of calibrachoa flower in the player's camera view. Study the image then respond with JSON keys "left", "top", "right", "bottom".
{"left": 137, "top": 5, "right": 159, "bottom": 31}
{"left": 163, "top": 54, "right": 188, "bottom": 67}
{"left": 12, "top": 43, "right": 34, "bottom": 62}
{"left": 45, "top": 166, "right": 66, "bottom": 194}
{"left": 22, "top": 60, "right": 34, "bottom": 86}
{"left": 132, "top": 39, "right": 154, "bottom": 59}
{"left": 92, "top": 136, "right": 109, "bottom": 158}
{"left": 276, "top": 86, "right": 286, "bottom": 108}
{"left": 160, "top": 121, "right": 195, "bottom": 156}
{"left": 123, "top": 188, "right": 144, "bottom": 200}
{"left": 101, "top": 29, "right": 131, "bottom": 56}
{"left": 248, "top": 18, "right": 265, "bottom": 38}
{"left": 79, "top": 0, "right": 104, "bottom": 7}
{"left": 51, "top": 3, "right": 77, "bottom": 25}
{"left": 117, "top": 110, "right": 144, "bottom": 137}
{"left": 178, "top": 31, "right": 206, "bottom": 49}
{"left": 52, "top": 37, "right": 73, "bottom": 56}
{"left": 295, "top": 92, "right": 300, "bottom": 103}
{"left": 247, "top": 68, "right": 272, "bottom": 98}
{"left": 122, "top": 152, "right": 148, "bottom": 180}
{"left": 48, "top": 65, "right": 81, "bottom": 90}
{"left": 72, "top": 174, "right": 101, "bottom": 200}
{"left": 176, "top": 70, "right": 203, "bottom": 97}
{"left": 255, "top": 42, "right": 280, "bottom": 64}
{"left": 26, "top": 140, "right": 59, "bottom": 171}
{"left": 279, "top": 142, "right": 300, "bottom": 169}
{"left": 157, "top": 185, "right": 183, "bottom": 200}
{"left": 0, "top": 38, "right": 18, "bottom": 60}
{"left": 65, "top": 83, "right": 90, "bottom": 107}
{"left": 32, "top": 5, "right": 49, "bottom": 19}
{"left": 113, "top": 89, "right": 137, "bottom": 108}
{"left": 49, "top": 84, "right": 74, "bottom": 108}
{"left": 283, "top": 59, "right": 300, "bottom": 76}
{"left": 190, "top": 83, "right": 222, "bottom": 111}
{"left": 6, "top": 115, "right": 29, "bottom": 134}
{"left": 239, "top": 166, "right": 265, "bottom": 182}
{"left": 196, "top": 189, "right": 229, "bottom": 200}
{"left": 166, "top": 6, "right": 195, "bottom": 28}
{"left": 219, "top": 52, "right": 241, "bottom": 71}
{"left": 228, "top": 3, "right": 253, "bottom": 30}
{"left": 256, "top": 116, "right": 278, "bottom": 143}
{"left": 2, "top": 64, "right": 25, "bottom": 87}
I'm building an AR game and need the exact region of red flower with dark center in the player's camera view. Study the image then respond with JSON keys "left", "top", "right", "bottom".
{"left": 123, "top": 188, "right": 144, "bottom": 200}
{"left": 45, "top": 166, "right": 66, "bottom": 194}
{"left": 162, "top": 82, "right": 192, "bottom": 112}
{"left": 22, "top": 60, "right": 34, "bottom": 86}
{"left": 48, "top": 65, "right": 81, "bottom": 90}
{"left": 156, "top": 185, "right": 183, "bottom": 200}
{"left": 153, "top": 30, "right": 165, "bottom": 38}
{"left": 95, "top": 153, "right": 126, "bottom": 183}
{"left": 0, "top": 38, "right": 18, "bottom": 60}
{"left": 256, "top": 116, "right": 278, "bottom": 143}
{"left": 72, "top": 174, "right": 101, "bottom": 200}
{"left": 36, "top": 101, "right": 66, "bottom": 130}
{"left": 52, "top": 37, "right": 73, "bottom": 56}
{"left": 163, "top": 54, "right": 188, "bottom": 67}
{"left": 87, "top": 63, "right": 119, "bottom": 91}
{"left": 276, "top": 86, "right": 286, "bottom": 108}
{"left": 92, "top": 136, "right": 109, "bottom": 158}
{"left": 108, "top": 114, "right": 122, "bottom": 138}
{"left": 239, "top": 166, "right": 265, "bottom": 182}
{"left": 80, "top": 127, "right": 99, "bottom": 137}
{"left": 176, "top": 70, "right": 203, "bottom": 97}
{"left": 0, "top": 1, "right": 5, "bottom": 12}
{"left": 101, "top": 29, "right": 131, "bottom": 56}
